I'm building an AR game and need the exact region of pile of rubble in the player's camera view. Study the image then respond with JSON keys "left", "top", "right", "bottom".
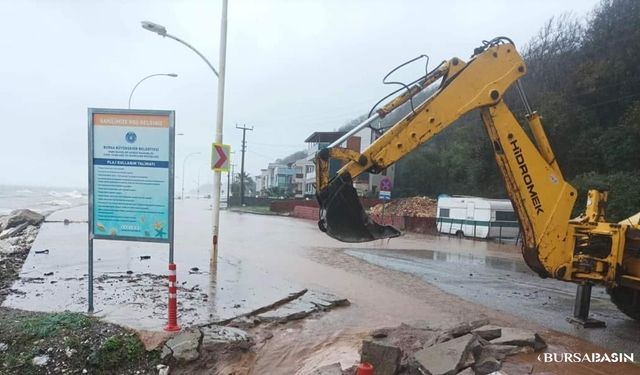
{"left": 309, "top": 319, "right": 546, "bottom": 375}
{"left": 369, "top": 197, "right": 437, "bottom": 218}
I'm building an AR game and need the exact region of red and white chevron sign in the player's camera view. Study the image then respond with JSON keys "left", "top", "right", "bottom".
{"left": 211, "top": 143, "right": 230, "bottom": 172}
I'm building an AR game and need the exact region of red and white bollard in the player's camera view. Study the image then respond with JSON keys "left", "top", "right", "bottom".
{"left": 164, "top": 263, "right": 181, "bottom": 332}
{"left": 356, "top": 362, "right": 374, "bottom": 375}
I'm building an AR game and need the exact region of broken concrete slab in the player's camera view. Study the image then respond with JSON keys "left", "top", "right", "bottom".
{"left": 471, "top": 325, "right": 502, "bottom": 341}
{"left": 489, "top": 328, "right": 546, "bottom": 351}
{"left": 201, "top": 325, "right": 253, "bottom": 351}
{"left": 307, "top": 362, "right": 342, "bottom": 375}
{"left": 480, "top": 344, "right": 527, "bottom": 359}
{"left": 413, "top": 334, "right": 477, "bottom": 375}
{"left": 445, "top": 318, "right": 490, "bottom": 338}
{"left": 474, "top": 352, "right": 501, "bottom": 375}
{"left": 457, "top": 368, "right": 475, "bottom": 375}
{"left": 361, "top": 340, "right": 402, "bottom": 375}
{"left": 162, "top": 329, "right": 202, "bottom": 362}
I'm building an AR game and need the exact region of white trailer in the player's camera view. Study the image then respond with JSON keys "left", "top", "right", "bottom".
{"left": 436, "top": 196, "right": 519, "bottom": 239}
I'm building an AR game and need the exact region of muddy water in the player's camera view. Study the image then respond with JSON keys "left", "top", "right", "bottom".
{"left": 5, "top": 200, "right": 640, "bottom": 374}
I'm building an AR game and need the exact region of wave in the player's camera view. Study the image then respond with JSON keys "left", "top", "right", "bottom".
{"left": 49, "top": 190, "right": 84, "bottom": 199}
{"left": 43, "top": 199, "right": 73, "bottom": 207}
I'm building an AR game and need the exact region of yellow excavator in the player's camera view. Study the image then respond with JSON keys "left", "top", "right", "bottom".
{"left": 315, "top": 37, "right": 640, "bottom": 326}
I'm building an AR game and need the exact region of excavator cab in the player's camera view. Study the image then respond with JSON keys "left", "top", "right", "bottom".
{"left": 317, "top": 173, "right": 400, "bottom": 243}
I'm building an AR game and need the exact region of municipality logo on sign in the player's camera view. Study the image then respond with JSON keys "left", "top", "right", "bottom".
{"left": 125, "top": 131, "right": 137, "bottom": 144}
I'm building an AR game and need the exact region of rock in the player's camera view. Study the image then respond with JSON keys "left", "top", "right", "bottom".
{"left": 157, "top": 364, "right": 170, "bottom": 375}
{"left": 162, "top": 329, "right": 202, "bottom": 362}
{"left": 0, "top": 222, "right": 29, "bottom": 240}
{"left": 32, "top": 355, "right": 49, "bottom": 366}
{"left": 474, "top": 353, "right": 501, "bottom": 375}
{"left": 413, "top": 334, "right": 477, "bottom": 375}
{"left": 82, "top": 369, "right": 88, "bottom": 374}
{"left": 361, "top": 340, "right": 402, "bottom": 375}
{"left": 5, "top": 209, "right": 45, "bottom": 229}
{"left": 457, "top": 368, "right": 475, "bottom": 375}
{"left": 307, "top": 362, "right": 342, "bottom": 375}
{"left": 0, "top": 342, "right": 7, "bottom": 352}
{"left": 0, "top": 240, "right": 15, "bottom": 254}
{"left": 65, "top": 347, "right": 77, "bottom": 358}
{"left": 201, "top": 325, "right": 253, "bottom": 351}
{"left": 471, "top": 325, "right": 502, "bottom": 341}
{"left": 490, "top": 328, "right": 546, "bottom": 351}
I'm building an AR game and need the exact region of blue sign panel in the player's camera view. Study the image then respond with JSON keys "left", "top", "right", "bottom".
{"left": 379, "top": 190, "right": 391, "bottom": 201}
{"left": 89, "top": 110, "right": 174, "bottom": 243}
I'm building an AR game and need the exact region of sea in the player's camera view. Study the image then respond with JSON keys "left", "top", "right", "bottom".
{"left": 0, "top": 185, "right": 87, "bottom": 216}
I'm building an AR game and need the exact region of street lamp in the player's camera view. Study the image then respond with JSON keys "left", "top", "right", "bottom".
{"left": 142, "top": 1, "right": 228, "bottom": 265}
{"left": 182, "top": 152, "right": 202, "bottom": 200}
{"left": 141, "top": 21, "right": 219, "bottom": 77}
{"left": 128, "top": 73, "right": 178, "bottom": 109}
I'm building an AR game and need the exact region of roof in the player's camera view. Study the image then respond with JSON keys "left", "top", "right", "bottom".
{"left": 304, "top": 131, "right": 346, "bottom": 143}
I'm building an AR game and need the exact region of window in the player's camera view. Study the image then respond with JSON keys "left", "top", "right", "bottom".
{"left": 495, "top": 210, "right": 517, "bottom": 221}
{"left": 439, "top": 208, "right": 450, "bottom": 218}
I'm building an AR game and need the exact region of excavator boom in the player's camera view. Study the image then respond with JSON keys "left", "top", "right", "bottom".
{"left": 315, "top": 38, "right": 640, "bottom": 321}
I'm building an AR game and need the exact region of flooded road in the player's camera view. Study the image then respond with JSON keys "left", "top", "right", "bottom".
{"left": 3, "top": 200, "right": 639, "bottom": 373}
{"left": 345, "top": 247, "right": 640, "bottom": 358}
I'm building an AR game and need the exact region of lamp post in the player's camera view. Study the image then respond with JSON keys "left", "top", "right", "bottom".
{"left": 182, "top": 152, "right": 202, "bottom": 200}
{"left": 128, "top": 73, "right": 178, "bottom": 109}
{"left": 142, "top": 0, "right": 228, "bottom": 265}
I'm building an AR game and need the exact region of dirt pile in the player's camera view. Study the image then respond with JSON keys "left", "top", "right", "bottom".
{"left": 369, "top": 197, "right": 437, "bottom": 218}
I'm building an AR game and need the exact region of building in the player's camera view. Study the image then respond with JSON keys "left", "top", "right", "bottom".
{"left": 258, "top": 163, "right": 295, "bottom": 196}
{"left": 302, "top": 129, "right": 395, "bottom": 197}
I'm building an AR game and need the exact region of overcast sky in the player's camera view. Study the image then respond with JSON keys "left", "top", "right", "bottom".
{"left": 0, "top": 0, "right": 599, "bottom": 190}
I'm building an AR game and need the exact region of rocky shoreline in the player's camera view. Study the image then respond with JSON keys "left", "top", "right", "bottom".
{"left": 0, "top": 209, "right": 45, "bottom": 304}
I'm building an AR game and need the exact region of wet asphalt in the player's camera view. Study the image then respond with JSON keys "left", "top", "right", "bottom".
{"left": 346, "top": 246, "right": 640, "bottom": 357}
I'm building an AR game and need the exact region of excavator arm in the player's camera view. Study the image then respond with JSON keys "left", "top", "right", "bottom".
{"left": 315, "top": 39, "right": 640, "bottom": 320}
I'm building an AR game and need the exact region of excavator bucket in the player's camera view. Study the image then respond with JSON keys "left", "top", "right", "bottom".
{"left": 316, "top": 174, "right": 401, "bottom": 242}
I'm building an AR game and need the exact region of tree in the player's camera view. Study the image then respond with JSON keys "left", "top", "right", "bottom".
{"left": 231, "top": 172, "right": 256, "bottom": 197}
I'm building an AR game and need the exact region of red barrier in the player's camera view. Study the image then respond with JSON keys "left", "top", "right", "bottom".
{"left": 164, "top": 263, "right": 181, "bottom": 332}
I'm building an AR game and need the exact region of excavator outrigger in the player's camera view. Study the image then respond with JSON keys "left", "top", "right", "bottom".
{"left": 315, "top": 37, "right": 640, "bottom": 325}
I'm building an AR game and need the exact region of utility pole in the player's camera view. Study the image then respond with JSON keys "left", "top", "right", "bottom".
{"left": 226, "top": 152, "right": 235, "bottom": 207}
{"left": 236, "top": 124, "right": 253, "bottom": 205}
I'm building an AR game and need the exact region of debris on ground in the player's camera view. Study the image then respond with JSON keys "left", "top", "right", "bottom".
{"left": 369, "top": 196, "right": 437, "bottom": 218}
{"left": 307, "top": 319, "right": 546, "bottom": 375}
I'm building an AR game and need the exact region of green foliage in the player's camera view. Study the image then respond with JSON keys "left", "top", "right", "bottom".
{"left": 88, "top": 334, "right": 146, "bottom": 370}
{"left": 392, "top": 0, "right": 640, "bottom": 220}
{"left": 571, "top": 172, "right": 640, "bottom": 221}
{"left": 19, "top": 311, "right": 90, "bottom": 339}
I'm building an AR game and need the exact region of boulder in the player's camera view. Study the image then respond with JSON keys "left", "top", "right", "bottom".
{"left": 457, "top": 368, "right": 475, "bottom": 375}
{"left": 471, "top": 325, "right": 502, "bottom": 341}
{"left": 162, "top": 329, "right": 202, "bottom": 362}
{"left": 413, "top": 334, "right": 477, "bottom": 375}
{"left": 4, "top": 209, "right": 44, "bottom": 229}
{"left": 361, "top": 340, "right": 402, "bottom": 375}
{"left": 201, "top": 325, "right": 253, "bottom": 351}
{"left": 307, "top": 363, "right": 342, "bottom": 375}
{"left": 490, "top": 328, "right": 546, "bottom": 351}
